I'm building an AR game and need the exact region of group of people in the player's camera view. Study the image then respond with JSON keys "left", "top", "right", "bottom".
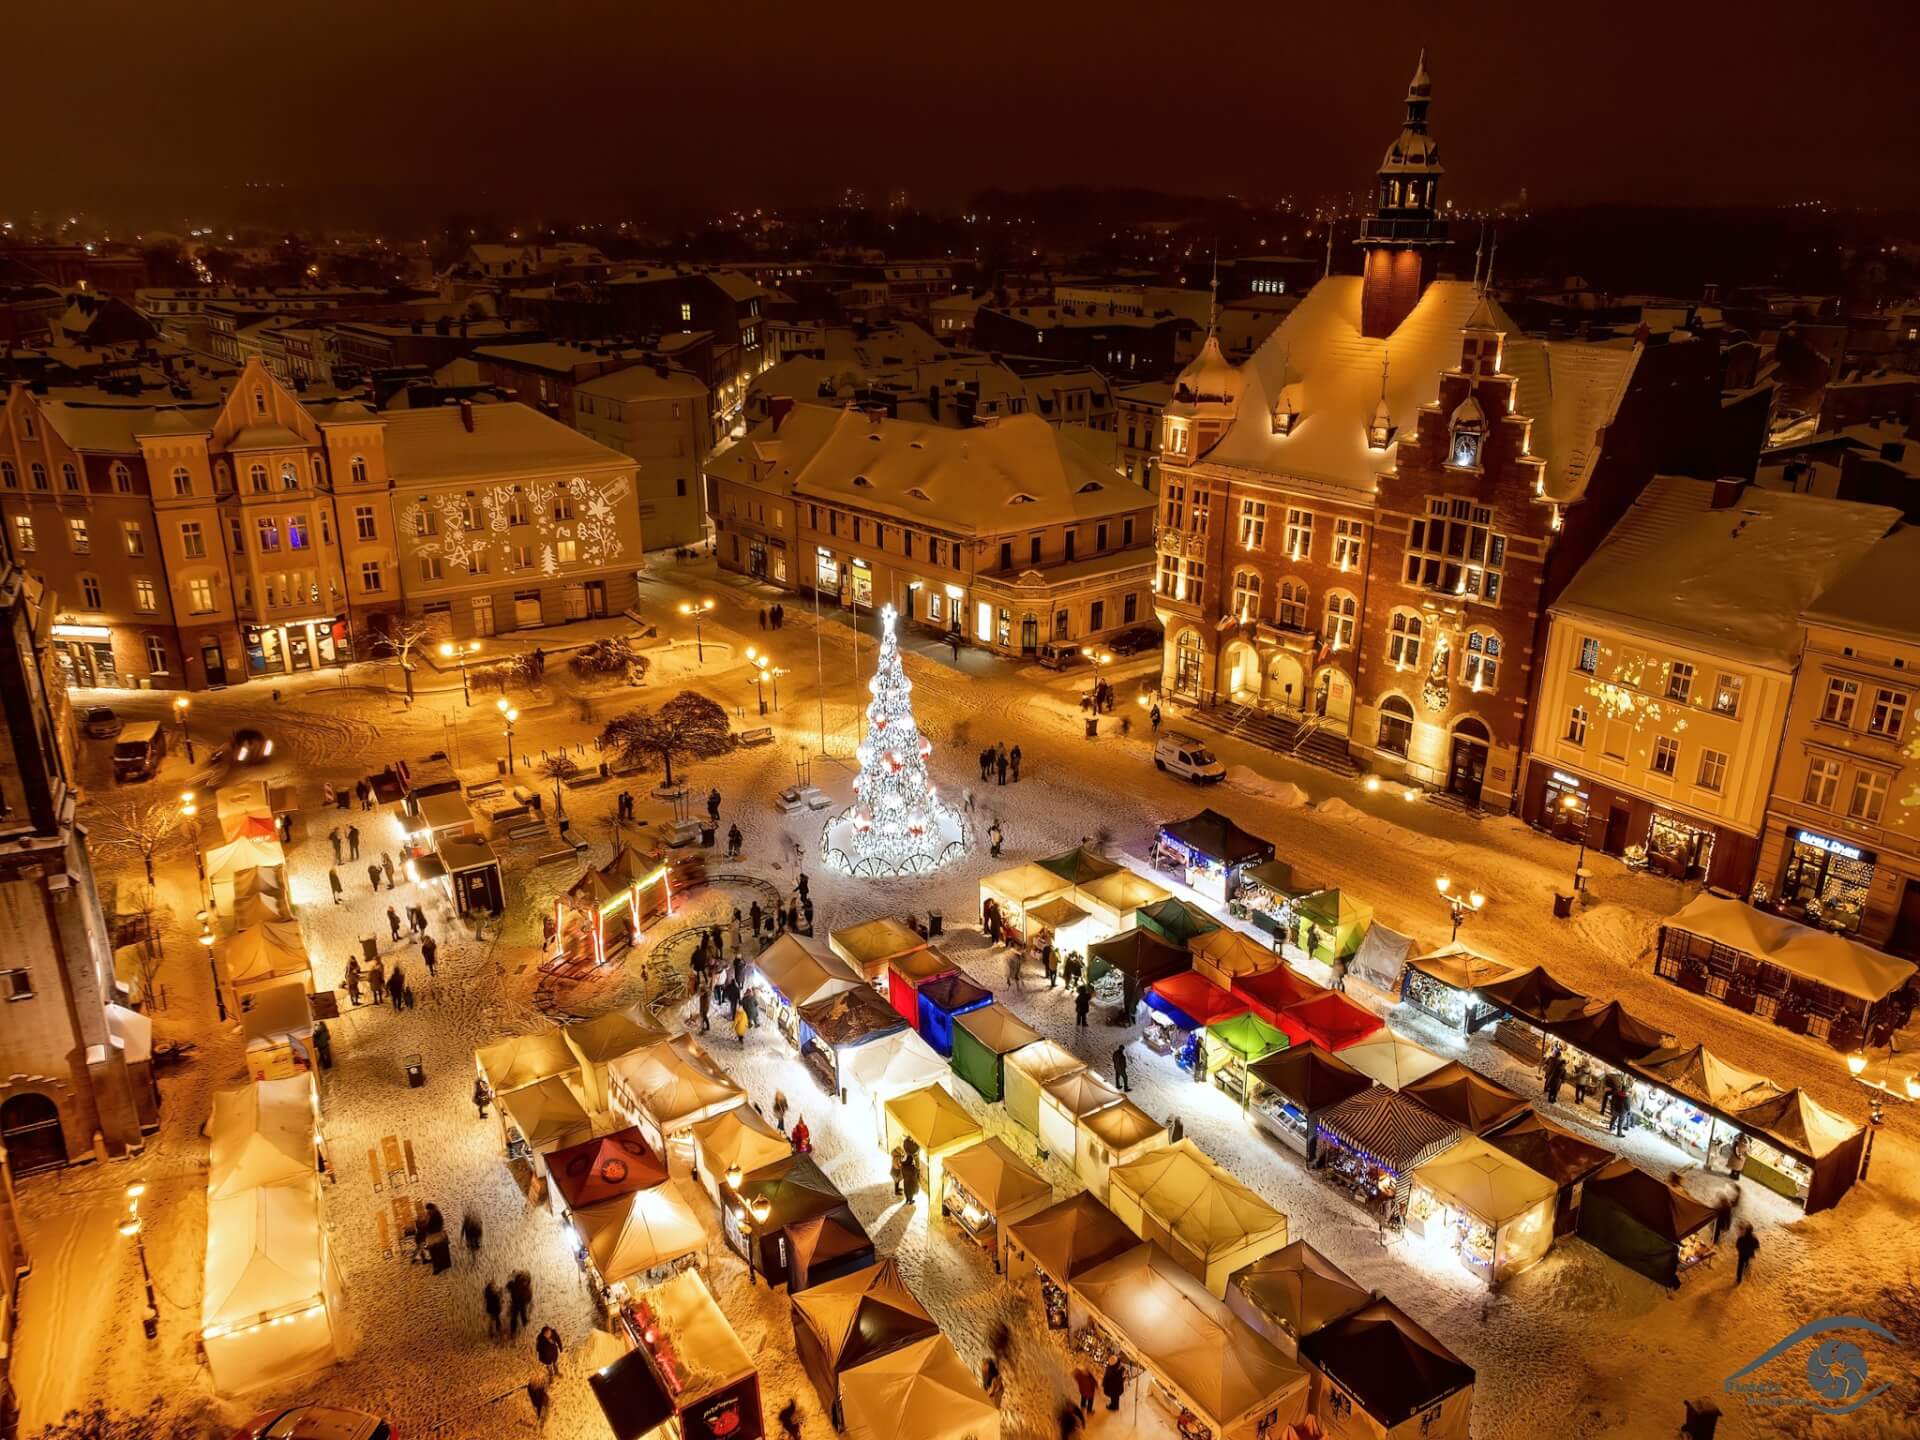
{"left": 758, "top": 604, "right": 788, "bottom": 630}
{"left": 888, "top": 1136, "right": 923, "bottom": 1203}
{"left": 343, "top": 953, "right": 425, "bottom": 1009}
{"left": 1541, "top": 1044, "right": 1633, "bottom": 1136}
{"left": 977, "top": 741, "right": 1023, "bottom": 786}
{"left": 1082, "top": 678, "right": 1120, "bottom": 714}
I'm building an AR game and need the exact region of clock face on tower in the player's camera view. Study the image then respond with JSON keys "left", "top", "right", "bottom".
{"left": 1452, "top": 431, "right": 1483, "bottom": 468}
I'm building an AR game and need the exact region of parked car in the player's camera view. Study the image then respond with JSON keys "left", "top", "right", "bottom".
{"left": 83, "top": 706, "right": 124, "bottom": 739}
{"left": 229, "top": 727, "right": 274, "bottom": 764}
{"left": 234, "top": 1407, "right": 390, "bottom": 1440}
{"left": 1035, "top": 643, "right": 1085, "bottom": 672}
{"left": 112, "top": 722, "right": 167, "bottom": 782}
{"left": 1107, "top": 626, "right": 1163, "bottom": 657}
{"left": 1154, "top": 731, "right": 1226, "bottom": 783}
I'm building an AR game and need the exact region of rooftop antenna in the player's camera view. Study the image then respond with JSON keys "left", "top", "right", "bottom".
{"left": 1323, "top": 220, "right": 1334, "bottom": 280}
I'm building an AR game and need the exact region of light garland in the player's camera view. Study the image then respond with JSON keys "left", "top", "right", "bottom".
{"left": 822, "top": 604, "right": 969, "bottom": 877}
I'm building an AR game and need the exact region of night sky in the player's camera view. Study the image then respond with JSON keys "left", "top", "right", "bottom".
{"left": 4, "top": 0, "right": 1911, "bottom": 223}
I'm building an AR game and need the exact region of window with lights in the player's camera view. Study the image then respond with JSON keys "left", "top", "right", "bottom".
{"left": 1232, "top": 570, "right": 1262, "bottom": 622}
{"left": 1284, "top": 508, "right": 1314, "bottom": 561}
{"left": 1406, "top": 498, "right": 1506, "bottom": 602}
{"left": 1462, "top": 631, "right": 1500, "bottom": 689}
{"left": 1238, "top": 500, "right": 1267, "bottom": 549}
{"left": 1388, "top": 611, "right": 1423, "bottom": 667}
{"left": 1277, "top": 578, "right": 1309, "bottom": 631}
{"left": 1323, "top": 591, "right": 1356, "bottom": 649}
{"left": 1332, "top": 517, "right": 1363, "bottom": 570}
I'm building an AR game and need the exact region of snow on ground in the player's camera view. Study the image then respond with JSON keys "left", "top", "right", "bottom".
{"left": 17, "top": 552, "right": 1920, "bottom": 1440}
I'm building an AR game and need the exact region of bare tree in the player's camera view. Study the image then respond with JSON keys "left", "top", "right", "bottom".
{"left": 119, "top": 883, "right": 176, "bottom": 1010}
{"left": 375, "top": 617, "right": 439, "bottom": 700}
{"left": 539, "top": 752, "right": 579, "bottom": 820}
{"left": 599, "top": 691, "right": 736, "bottom": 789}
{"left": 89, "top": 798, "right": 194, "bottom": 885}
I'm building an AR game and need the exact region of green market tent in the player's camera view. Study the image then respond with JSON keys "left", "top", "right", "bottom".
{"left": 1088, "top": 927, "right": 1191, "bottom": 990}
{"left": 950, "top": 1005, "right": 1043, "bottom": 1103}
{"left": 1294, "top": 890, "right": 1375, "bottom": 964}
{"left": 1205, "top": 1013, "right": 1292, "bottom": 1070}
{"left": 1036, "top": 846, "right": 1121, "bottom": 886}
{"left": 1136, "top": 898, "right": 1224, "bottom": 948}
{"left": 1576, "top": 1158, "right": 1718, "bottom": 1288}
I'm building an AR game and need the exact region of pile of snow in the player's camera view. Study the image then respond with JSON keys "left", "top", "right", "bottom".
{"left": 1225, "top": 765, "right": 1309, "bottom": 807}
{"left": 1315, "top": 796, "right": 1454, "bottom": 856}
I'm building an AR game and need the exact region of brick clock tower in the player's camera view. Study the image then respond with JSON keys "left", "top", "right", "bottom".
{"left": 1359, "top": 55, "right": 1448, "bottom": 340}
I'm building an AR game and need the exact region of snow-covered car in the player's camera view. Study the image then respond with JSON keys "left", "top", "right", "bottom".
{"left": 1154, "top": 731, "right": 1226, "bottom": 783}
{"left": 83, "top": 706, "right": 124, "bottom": 739}
{"left": 233, "top": 1407, "right": 390, "bottom": 1440}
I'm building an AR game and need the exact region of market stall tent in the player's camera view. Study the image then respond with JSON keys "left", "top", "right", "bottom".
{"left": 1483, "top": 1110, "right": 1614, "bottom": 1236}
{"left": 887, "top": 947, "right": 959, "bottom": 1027}
{"left": 1203, "top": 1012, "right": 1291, "bottom": 1082}
{"left": 1037, "top": 1069, "right": 1123, "bottom": 1169}
{"left": 942, "top": 1137, "right": 1054, "bottom": 1235}
{"left": 787, "top": 1210, "right": 878, "bottom": 1292}
{"left": 1538, "top": 1000, "right": 1670, "bottom": 1070}
{"left": 543, "top": 1128, "right": 667, "bottom": 1217}
{"left": 206, "top": 1076, "right": 317, "bottom": 1200}
{"left": 1077, "top": 1098, "right": 1169, "bottom": 1202}
{"left": 1406, "top": 1135, "right": 1557, "bottom": 1286}
{"left": 1731, "top": 1087, "right": 1866, "bottom": 1213}
{"left": 1226, "top": 1241, "right": 1370, "bottom": 1358}
{"left": 206, "top": 834, "right": 287, "bottom": 881}
{"left": 476, "top": 1031, "right": 578, "bottom": 1097}
{"left": 1088, "top": 927, "right": 1191, "bottom": 994}
{"left": 571, "top": 1183, "right": 706, "bottom": 1287}
{"left": 949, "top": 1006, "right": 1043, "bottom": 1103}
{"left": 1478, "top": 966, "right": 1589, "bottom": 1030}
{"left": 229, "top": 883, "right": 289, "bottom": 929}
{"left": 1246, "top": 1044, "right": 1374, "bottom": 1157}
{"left": 201, "top": 1178, "right": 341, "bottom": 1395}
{"left": 215, "top": 781, "right": 274, "bottom": 840}
{"left": 1003, "top": 1192, "right": 1141, "bottom": 1291}
{"left": 839, "top": 1029, "right": 951, "bottom": 1129}
{"left": 727, "top": 1153, "right": 862, "bottom": 1288}
{"left": 1297, "top": 1299, "right": 1474, "bottom": 1440}
{"left": 1231, "top": 966, "right": 1330, "bottom": 1028}
{"left": 829, "top": 917, "right": 929, "bottom": 984}
{"left": 1345, "top": 922, "right": 1417, "bottom": 1001}
{"left": 915, "top": 974, "right": 993, "bottom": 1057}
{"left": 1071, "top": 867, "right": 1173, "bottom": 932}
{"left": 755, "top": 934, "right": 865, "bottom": 1010}
{"left": 1036, "top": 845, "right": 1121, "bottom": 886}
{"left": 1401, "top": 1063, "right": 1531, "bottom": 1136}
{"left": 588, "top": 1271, "right": 760, "bottom": 1440}
{"left": 1071, "top": 1243, "right": 1309, "bottom": 1438}
{"left": 606, "top": 1037, "right": 745, "bottom": 1163}
{"left": 1402, "top": 943, "right": 1521, "bottom": 1032}
{"left": 1107, "top": 1140, "right": 1289, "bottom": 1297}
{"left": 218, "top": 922, "right": 310, "bottom": 1019}
{"left": 979, "top": 863, "right": 1073, "bottom": 936}
{"left": 790, "top": 1260, "right": 940, "bottom": 1427}
{"left": 1136, "top": 897, "right": 1224, "bottom": 948}
{"left": 1294, "top": 890, "right": 1375, "bottom": 967}
{"left": 1146, "top": 970, "right": 1248, "bottom": 1031}
{"left": 841, "top": 1333, "right": 998, "bottom": 1440}
{"left": 1191, "top": 928, "right": 1282, "bottom": 990}
{"left": 689, "top": 1106, "right": 791, "bottom": 1209}
{"left": 1339, "top": 1032, "right": 1450, "bottom": 1090}
{"left": 1628, "top": 1044, "right": 1783, "bottom": 1116}
{"left": 1315, "top": 1085, "right": 1460, "bottom": 1193}
{"left": 562, "top": 1005, "right": 669, "bottom": 1112}
{"left": 884, "top": 1083, "right": 985, "bottom": 1194}
{"left": 1576, "top": 1158, "right": 1719, "bottom": 1288}
{"left": 796, "top": 984, "right": 909, "bottom": 1099}
{"left": 500, "top": 1075, "right": 594, "bottom": 1156}
{"left": 1272, "top": 991, "right": 1385, "bottom": 1053}
{"left": 1003, "top": 1039, "right": 1088, "bottom": 1136}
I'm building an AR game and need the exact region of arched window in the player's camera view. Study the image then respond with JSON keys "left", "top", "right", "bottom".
{"left": 1174, "top": 629, "right": 1205, "bottom": 698}
{"left": 349, "top": 456, "right": 368, "bottom": 485}
{"left": 1231, "top": 569, "right": 1262, "bottom": 622}
{"left": 171, "top": 464, "right": 192, "bottom": 497}
{"left": 111, "top": 462, "right": 131, "bottom": 492}
{"left": 30, "top": 462, "right": 47, "bottom": 490}
{"left": 0, "top": 461, "right": 15, "bottom": 488}
{"left": 1277, "top": 577, "right": 1308, "bottom": 631}
{"left": 1565, "top": 705, "right": 1589, "bottom": 746}
{"left": 61, "top": 462, "right": 79, "bottom": 491}
{"left": 280, "top": 462, "right": 299, "bottom": 490}
{"left": 1378, "top": 695, "right": 1415, "bottom": 757}
{"left": 1463, "top": 630, "right": 1501, "bottom": 689}
{"left": 1388, "top": 611, "right": 1423, "bottom": 667}
{"left": 249, "top": 463, "right": 269, "bottom": 493}
{"left": 1324, "top": 590, "right": 1356, "bottom": 650}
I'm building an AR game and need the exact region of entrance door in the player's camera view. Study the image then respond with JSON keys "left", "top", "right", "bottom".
{"left": 201, "top": 640, "right": 229, "bottom": 686}
{"left": 1020, "top": 614, "right": 1039, "bottom": 653}
{"left": 585, "top": 581, "right": 607, "bottom": 618}
{"left": 472, "top": 595, "right": 496, "bottom": 637}
{"left": 1448, "top": 733, "right": 1488, "bottom": 805}
{"left": 514, "top": 592, "right": 543, "bottom": 629}
{"left": 1890, "top": 880, "right": 1920, "bottom": 958}
{"left": 288, "top": 627, "right": 314, "bottom": 671}
{"left": 747, "top": 538, "right": 766, "bottom": 577}
{"left": 0, "top": 1092, "right": 65, "bottom": 1175}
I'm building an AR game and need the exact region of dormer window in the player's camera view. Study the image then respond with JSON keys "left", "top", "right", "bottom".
{"left": 1077, "top": 481, "right": 1104, "bottom": 494}
{"left": 1272, "top": 393, "right": 1299, "bottom": 435}
{"left": 1367, "top": 402, "right": 1396, "bottom": 452}
{"left": 1008, "top": 493, "right": 1037, "bottom": 506}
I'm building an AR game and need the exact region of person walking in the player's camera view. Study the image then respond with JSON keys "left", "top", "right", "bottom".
{"left": 368, "top": 958, "right": 386, "bottom": 1006}
{"left": 698, "top": 985, "right": 712, "bottom": 1033}
{"left": 508, "top": 1270, "right": 533, "bottom": 1336}
{"left": 536, "top": 1324, "right": 563, "bottom": 1381}
{"left": 733, "top": 1004, "right": 750, "bottom": 1046}
{"left": 772, "top": 1089, "right": 789, "bottom": 1134}
{"left": 474, "top": 1077, "right": 492, "bottom": 1118}
{"left": 329, "top": 867, "right": 344, "bottom": 905}
{"left": 1062, "top": 951, "right": 1083, "bottom": 990}
{"left": 790, "top": 1116, "right": 811, "bottom": 1153}
{"left": 1543, "top": 1046, "right": 1566, "bottom": 1106}
{"left": 1112, "top": 1045, "right": 1130, "bottom": 1093}
{"left": 462, "top": 1211, "right": 483, "bottom": 1260}
{"left": 980, "top": 1357, "right": 1003, "bottom": 1406}
{"left": 329, "top": 827, "right": 343, "bottom": 864}
{"left": 899, "top": 1145, "right": 921, "bottom": 1204}
{"left": 382, "top": 853, "right": 396, "bottom": 889}
{"left": 1609, "top": 1077, "right": 1631, "bottom": 1136}
{"left": 483, "top": 1280, "right": 503, "bottom": 1336}
{"left": 1734, "top": 1221, "right": 1759, "bottom": 1284}
{"left": 989, "top": 822, "right": 1004, "bottom": 858}
{"left": 777, "top": 1399, "right": 802, "bottom": 1440}
{"left": 387, "top": 962, "right": 407, "bottom": 1009}
{"left": 345, "top": 958, "right": 363, "bottom": 1006}
{"left": 387, "top": 905, "right": 403, "bottom": 943}
{"left": 1712, "top": 1192, "right": 1736, "bottom": 1245}
{"left": 1102, "top": 1359, "right": 1126, "bottom": 1411}
{"left": 1075, "top": 983, "right": 1093, "bottom": 1028}
{"left": 1149, "top": 704, "right": 1162, "bottom": 734}
{"left": 1009, "top": 745, "right": 1022, "bottom": 782}
{"left": 1169, "top": 1116, "right": 1185, "bottom": 1144}
{"left": 996, "top": 753, "right": 1008, "bottom": 786}
{"left": 526, "top": 1374, "right": 550, "bottom": 1428}
{"left": 750, "top": 900, "right": 764, "bottom": 937}
{"left": 1727, "top": 1133, "right": 1750, "bottom": 1186}
{"left": 728, "top": 823, "right": 743, "bottom": 859}
{"left": 707, "top": 788, "right": 722, "bottom": 824}
{"left": 421, "top": 934, "right": 438, "bottom": 976}
{"left": 759, "top": 608, "right": 768, "bottom": 631}
{"left": 1073, "top": 1367, "right": 1097, "bottom": 1416}
{"left": 741, "top": 987, "right": 761, "bottom": 1031}
{"left": 347, "top": 825, "right": 361, "bottom": 861}
{"left": 890, "top": 1145, "right": 906, "bottom": 1198}
{"left": 368, "top": 862, "right": 383, "bottom": 895}
{"left": 1005, "top": 947, "right": 1021, "bottom": 991}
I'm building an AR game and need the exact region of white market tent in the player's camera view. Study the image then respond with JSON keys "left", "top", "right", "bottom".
{"left": 571, "top": 1184, "right": 707, "bottom": 1287}
{"left": 690, "top": 1106, "right": 792, "bottom": 1209}
{"left": 1077, "top": 1099, "right": 1171, "bottom": 1203}
{"left": 1408, "top": 1135, "right": 1558, "bottom": 1287}
{"left": 607, "top": 1037, "right": 745, "bottom": 1162}
{"left": 206, "top": 835, "right": 287, "bottom": 881}
{"left": 755, "top": 933, "right": 867, "bottom": 1008}
{"left": 842, "top": 1333, "right": 999, "bottom": 1440}
{"left": 979, "top": 863, "right": 1073, "bottom": 937}
{"left": 202, "top": 1177, "right": 342, "bottom": 1395}
{"left": 500, "top": 1075, "right": 595, "bottom": 1156}
{"left": 1072, "top": 1243, "right": 1309, "bottom": 1439}
{"left": 1072, "top": 868, "right": 1173, "bottom": 934}
{"left": 1340, "top": 1031, "right": 1451, "bottom": 1091}
{"left": 477, "top": 1031, "right": 579, "bottom": 1096}
{"left": 1665, "top": 892, "right": 1917, "bottom": 1005}
{"left": 207, "top": 1075, "right": 317, "bottom": 1200}
{"left": 841, "top": 1028, "right": 952, "bottom": 1132}
{"left": 1108, "top": 1140, "right": 1289, "bottom": 1297}
{"left": 562, "top": 1005, "right": 669, "bottom": 1112}
{"left": 1003, "top": 1039, "right": 1088, "bottom": 1136}
{"left": 1037, "top": 1070, "right": 1122, "bottom": 1169}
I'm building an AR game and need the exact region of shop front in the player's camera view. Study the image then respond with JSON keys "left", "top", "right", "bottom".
{"left": 244, "top": 615, "right": 354, "bottom": 677}
{"left": 1775, "top": 827, "right": 1877, "bottom": 933}
{"left": 1520, "top": 765, "right": 1757, "bottom": 890}
{"left": 50, "top": 623, "right": 122, "bottom": 688}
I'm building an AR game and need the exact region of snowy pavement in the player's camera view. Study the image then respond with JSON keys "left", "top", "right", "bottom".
{"left": 18, "top": 551, "right": 1920, "bottom": 1440}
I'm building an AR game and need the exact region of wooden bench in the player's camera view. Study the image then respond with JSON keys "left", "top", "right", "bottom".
{"left": 366, "top": 1146, "right": 383, "bottom": 1193}
{"left": 403, "top": 1138, "right": 420, "bottom": 1185}
{"left": 381, "top": 1134, "right": 406, "bottom": 1186}
{"left": 534, "top": 847, "right": 580, "bottom": 868}
{"left": 376, "top": 1208, "right": 393, "bottom": 1259}
{"left": 739, "top": 727, "right": 774, "bottom": 747}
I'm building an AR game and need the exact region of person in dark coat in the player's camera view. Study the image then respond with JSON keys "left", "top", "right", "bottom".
{"left": 536, "top": 1324, "right": 563, "bottom": 1379}
{"left": 507, "top": 1270, "right": 534, "bottom": 1335}
{"left": 707, "top": 788, "right": 722, "bottom": 823}
{"left": 329, "top": 867, "right": 344, "bottom": 904}
{"left": 345, "top": 958, "right": 363, "bottom": 1005}
{"left": 368, "top": 958, "right": 386, "bottom": 1006}
{"left": 1102, "top": 1359, "right": 1126, "bottom": 1410}
{"left": 382, "top": 853, "right": 397, "bottom": 888}
{"left": 474, "top": 1077, "right": 492, "bottom": 1118}
{"left": 368, "top": 862, "right": 383, "bottom": 894}
{"left": 898, "top": 1147, "right": 921, "bottom": 1203}
{"left": 996, "top": 754, "right": 1008, "bottom": 786}
{"left": 1010, "top": 745, "right": 1022, "bottom": 782}
{"left": 1711, "top": 1192, "right": 1736, "bottom": 1244}
{"left": 387, "top": 905, "right": 403, "bottom": 942}
{"left": 728, "top": 823, "right": 743, "bottom": 859}
{"left": 421, "top": 935, "right": 438, "bottom": 975}
{"left": 329, "top": 827, "right": 343, "bottom": 863}
{"left": 483, "top": 1280, "right": 503, "bottom": 1335}
{"left": 1075, "top": 984, "right": 1093, "bottom": 1028}
{"left": 1543, "top": 1046, "right": 1566, "bottom": 1106}
{"left": 1112, "top": 1045, "right": 1130, "bottom": 1092}
{"left": 347, "top": 824, "right": 361, "bottom": 858}
{"left": 1734, "top": 1221, "right": 1759, "bottom": 1284}
{"left": 526, "top": 1374, "right": 549, "bottom": 1427}
{"left": 387, "top": 963, "right": 407, "bottom": 1008}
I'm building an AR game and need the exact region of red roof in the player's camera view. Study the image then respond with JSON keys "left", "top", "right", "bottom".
{"left": 1232, "top": 966, "right": 1331, "bottom": 1026}
{"left": 546, "top": 1128, "right": 668, "bottom": 1210}
{"left": 1274, "top": 991, "right": 1384, "bottom": 1051}
{"left": 1146, "top": 970, "right": 1248, "bottom": 1027}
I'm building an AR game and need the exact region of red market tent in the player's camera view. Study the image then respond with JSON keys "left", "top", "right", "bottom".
{"left": 545, "top": 1128, "right": 668, "bottom": 1212}
{"left": 1273, "top": 991, "right": 1384, "bottom": 1052}
{"left": 1232, "top": 967, "right": 1330, "bottom": 1027}
{"left": 888, "top": 948, "right": 959, "bottom": 1027}
{"left": 1146, "top": 971, "right": 1249, "bottom": 1031}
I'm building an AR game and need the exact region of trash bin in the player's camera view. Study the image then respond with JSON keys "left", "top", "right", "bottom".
{"left": 1681, "top": 1399, "right": 1720, "bottom": 1440}
{"left": 1552, "top": 893, "right": 1574, "bottom": 919}
{"left": 497, "top": 757, "right": 508, "bottom": 775}
{"left": 404, "top": 1052, "right": 426, "bottom": 1088}
{"left": 928, "top": 910, "right": 943, "bottom": 937}
{"left": 700, "top": 823, "right": 717, "bottom": 848}
{"left": 1085, "top": 717, "right": 1098, "bottom": 739}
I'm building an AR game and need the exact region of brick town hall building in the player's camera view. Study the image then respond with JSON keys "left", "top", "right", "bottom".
{"left": 1153, "top": 59, "right": 1763, "bottom": 810}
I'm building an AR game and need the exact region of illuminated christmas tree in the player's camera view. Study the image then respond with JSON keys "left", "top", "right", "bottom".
{"left": 822, "top": 603, "right": 969, "bottom": 876}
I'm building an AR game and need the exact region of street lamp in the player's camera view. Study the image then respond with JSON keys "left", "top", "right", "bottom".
{"left": 1563, "top": 794, "right": 1590, "bottom": 894}
{"left": 679, "top": 598, "right": 715, "bottom": 663}
{"left": 746, "top": 647, "right": 785, "bottom": 715}
{"left": 1861, "top": 1096, "right": 1886, "bottom": 1180}
{"left": 172, "top": 696, "right": 195, "bottom": 762}
{"left": 121, "top": 1182, "right": 158, "bottom": 1340}
{"left": 496, "top": 697, "right": 519, "bottom": 774}
{"left": 440, "top": 639, "right": 481, "bottom": 706}
{"left": 1435, "top": 875, "right": 1485, "bottom": 943}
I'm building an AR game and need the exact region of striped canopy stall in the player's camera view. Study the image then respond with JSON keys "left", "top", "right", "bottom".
{"left": 1316, "top": 1085, "right": 1460, "bottom": 1186}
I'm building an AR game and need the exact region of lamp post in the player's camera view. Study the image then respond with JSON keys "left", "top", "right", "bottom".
{"left": 1435, "top": 875, "right": 1485, "bottom": 943}
{"left": 745, "top": 646, "right": 769, "bottom": 716}
{"left": 1860, "top": 1096, "right": 1886, "bottom": 1180}
{"left": 496, "top": 697, "right": 519, "bottom": 774}
{"left": 172, "top": 696, "right": 195, "bottom": 762}
{"left": 679, "top": 598, "right": 715, "bottom": 663}
{"left": 1563, "top": 793, "right": 1590, "bottom": 893}
{"left": 746, "top": 648, "right": 786, "bottom": 715}
{"left": 440, "top": 639, "right": 480, "bottom": 706}
{"left": 121, "top": 1183, "right": 158, "bottom": 1340}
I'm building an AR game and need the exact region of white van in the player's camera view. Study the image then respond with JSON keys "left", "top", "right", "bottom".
{"left": 1154, "top": 731, "right": 1226, "bottom": 784}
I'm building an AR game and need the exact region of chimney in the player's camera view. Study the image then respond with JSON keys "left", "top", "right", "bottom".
{"left": 459, "top": 398, "right": 475, "bottom": 432}
{"left": 1710, "top": 476, "right": 1749, "bottom": 510}
{"left": 769, "top": 395, "right": 794, "bottom": 432}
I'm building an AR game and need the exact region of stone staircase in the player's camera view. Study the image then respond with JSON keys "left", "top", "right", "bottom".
{"left": 1189, "top": 704, "right": 1365, "bottom": 778}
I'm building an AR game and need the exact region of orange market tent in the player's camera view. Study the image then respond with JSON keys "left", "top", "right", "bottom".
{"left": 1225, "top": 1241, "right": 1370, "bottom": 1357}
{"left": 1003, "top": 1191, "right": 1142, "bottom": 1294}
{"left": 1071, "top": 1243, "right": 1309, "bottom": 1439}
{"left": 570, "top": 1183, "right": 706, "bottom": 1288}
{"left": 690, "top": 1106, "right": 792, "bottom": 1210}
{"left": 219, "top": 922, "right": 310, "bottom": 1005}
{"left": 477, "top": 1031, "right": 579, "bottom": 1096}
{"left": 979, "top": 863, "right": 1073, "bottom": 937}
{"left": 563, "top": 1005, "right": 669, "bottom": 1111}
{"left": 1191, "top": 928, "right": 1282, "bottom": 991}
{"left": 790, "top": 1260, "right": 940, "bottom": 1427}
{"left": 829, "top": 917, "right": 929, "bottom": 984}
{"left": 1108, "top": 1140, "right": 1289, "bottom": 1296}
{"left": 941, "top": 1137, "right": 1054, "bottom": 1235}
{"left": 841, "top": 1333, "right": 998, "bottom": 1440}
{"left": 1038, "top": 1069, "right": 1123, "bottom": 1169}
{"left": 500, "top": 1075, "right": 594, "bottom": 1156}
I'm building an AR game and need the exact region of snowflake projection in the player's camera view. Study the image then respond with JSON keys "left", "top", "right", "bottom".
{"left": 821, "top": 603, "right": 970, "bottom": 877}
{"left": 1583, "top": 644, "right": 1689, "bottom": 734}
{"left": 403, "top": 473, "right": 633, "bottom": 577}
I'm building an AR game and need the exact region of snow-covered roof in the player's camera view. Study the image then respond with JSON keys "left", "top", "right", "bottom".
{"left": 1203, "top": 278, "right": 1638, "bottom": 502}
{"left": 574, "top": 366, "right": 708, "bottom": 404}
{"left": 1551, "top": 476, "right": 1900, "bottom": 669}
{"left": 381, "top": 401, "right": 632, "bottom": 485}
{"left": 1803, "top": 526, "right": 1920, "bottom": 641}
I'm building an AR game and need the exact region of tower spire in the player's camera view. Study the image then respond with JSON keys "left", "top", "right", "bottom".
{"left": 1473, "top": 224, "right": 1486, "bottom": 290}
{"left": 1485, "top": 228, "right": 1498, "bottom": 292}
{"left": 1208, "top": 244, "right": 1219, "bottom": 337}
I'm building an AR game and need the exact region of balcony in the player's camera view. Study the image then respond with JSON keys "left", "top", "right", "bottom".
{"left": 1359, "top": 216, "right": 1449, "bottom": 246}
